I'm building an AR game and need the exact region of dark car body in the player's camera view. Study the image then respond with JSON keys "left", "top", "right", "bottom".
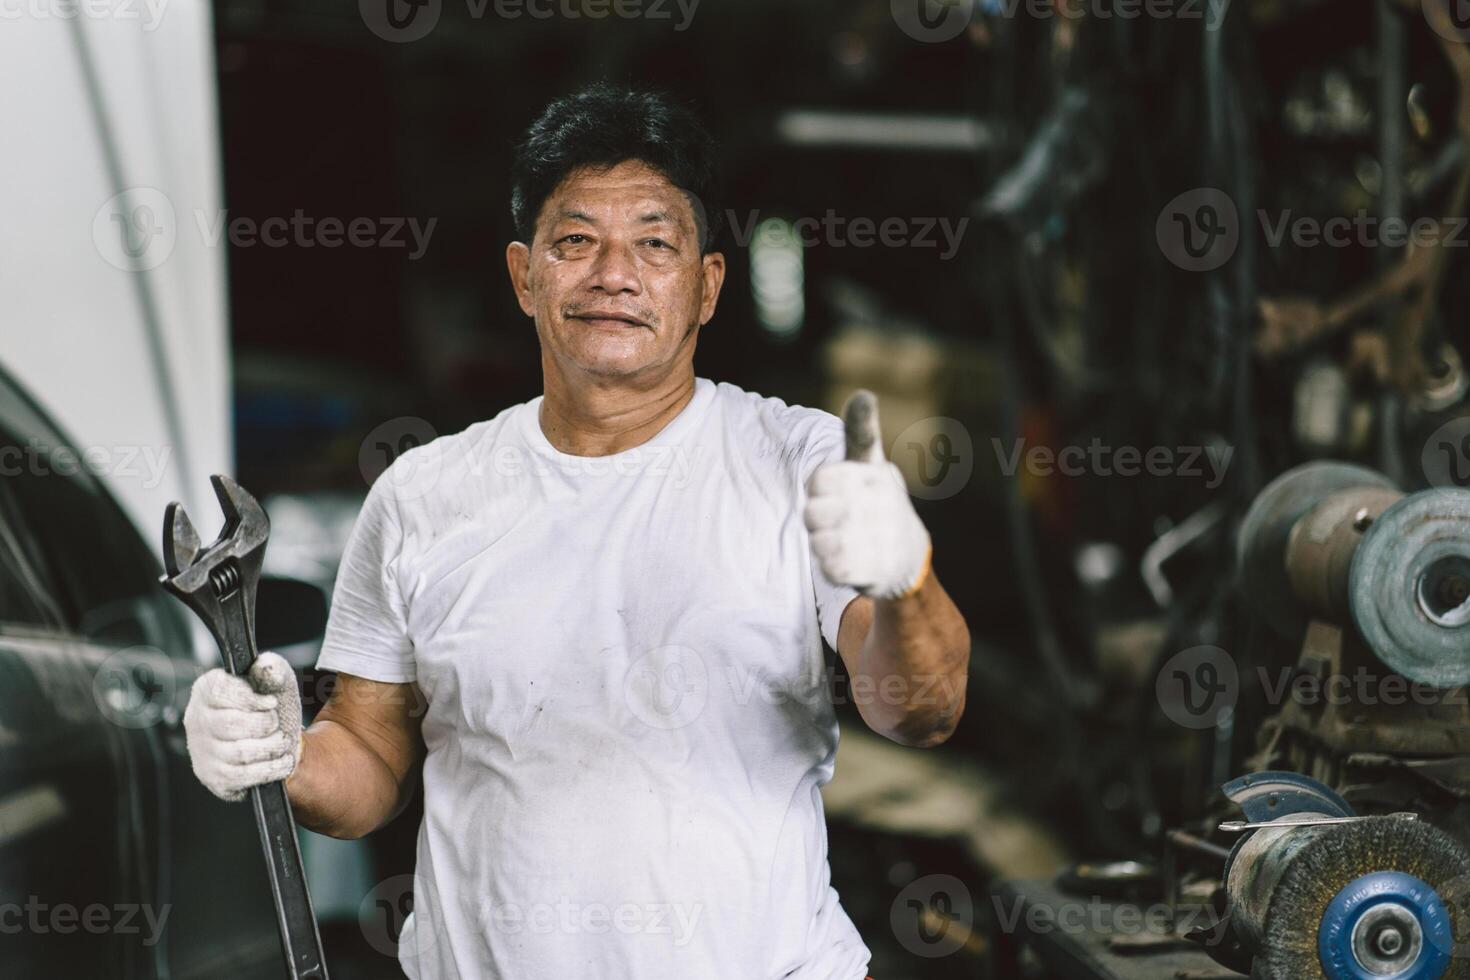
{"left": 0, "top": 366, "right": 282, "bottom": 978}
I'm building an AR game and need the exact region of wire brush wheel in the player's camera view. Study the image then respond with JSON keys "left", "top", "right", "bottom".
{"left": 1255, "top": 817, "right": 1470, "bottom": 980}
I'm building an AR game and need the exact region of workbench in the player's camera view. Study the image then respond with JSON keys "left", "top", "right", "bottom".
{"left": 987, "top": 878, "right": 1249, "bottom": 980}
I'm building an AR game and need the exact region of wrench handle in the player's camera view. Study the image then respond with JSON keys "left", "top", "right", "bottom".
{"left": 214, "top": 586, "right": 330, "bottom": 979}
{"left": 250, "top": 780, "right": 329, "bottom": 980}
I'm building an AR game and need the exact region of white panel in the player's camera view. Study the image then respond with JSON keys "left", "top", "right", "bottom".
{"left": 0, "top": 0, "right": 231, "bottom": 542}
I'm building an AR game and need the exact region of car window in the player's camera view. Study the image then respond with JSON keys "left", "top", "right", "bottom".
{"left": 0, "top": 474, "right": 66, "bottom": 630}
{"left": 0, "top": 373, "right": 192, "bottom": 654}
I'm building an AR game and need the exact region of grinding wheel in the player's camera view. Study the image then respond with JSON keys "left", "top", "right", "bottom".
{"left": 1255, "top": 817, "right": 1470, "bottom": 979}
{"left": 1350, "top": 487, "right": 1470, "bottom": 688}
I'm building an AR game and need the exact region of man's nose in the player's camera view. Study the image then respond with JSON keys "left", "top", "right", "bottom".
{"left": 586, "top": 240, "right": 642, "bottom": 294}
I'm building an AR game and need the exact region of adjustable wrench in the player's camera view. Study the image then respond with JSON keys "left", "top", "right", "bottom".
{"left": 160, "top": 474, "right": 329, "bottom": 980}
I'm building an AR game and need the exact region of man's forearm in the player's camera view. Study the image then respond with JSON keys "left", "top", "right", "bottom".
{"left": 287, "top": 719, "right": 416, "bottom": 839}
{"left": 854, "top": 569, "right": 971, "bottom": 746}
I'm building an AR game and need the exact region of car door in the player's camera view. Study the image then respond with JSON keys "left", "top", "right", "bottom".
{"left": 0, "top": 368, "right": 280, "bottom": 979}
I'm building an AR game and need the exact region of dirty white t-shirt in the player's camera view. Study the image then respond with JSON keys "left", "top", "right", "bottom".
{"left": 316, "top": 377, "right": 870, "bottom": 980}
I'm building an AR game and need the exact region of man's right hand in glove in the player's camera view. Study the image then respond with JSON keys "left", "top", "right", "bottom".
{"left": 184, "top": 655, "right": 426, "bottom": 840}
{"left": 183, "top": 651, "right": 303, "bottom": 803}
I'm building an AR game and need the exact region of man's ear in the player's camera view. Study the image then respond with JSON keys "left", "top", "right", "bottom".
{"left": 506, "top": 241, "right": 535, "bottom": 317}
{"left": 698, "top": 250, "right": 726, "bottom": 326}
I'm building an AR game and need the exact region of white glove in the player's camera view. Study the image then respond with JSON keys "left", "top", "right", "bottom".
{"left": 804, "top": 390, "right": 933, "bottom": 600}
{"left": 183, "top": 651, "right": 303, "bottom": 803}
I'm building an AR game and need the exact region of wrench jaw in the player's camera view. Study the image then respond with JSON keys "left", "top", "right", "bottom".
{"left": 158, "top": 475, "right": 271, "bottom": 675}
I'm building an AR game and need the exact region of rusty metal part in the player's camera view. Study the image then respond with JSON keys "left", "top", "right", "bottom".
{"left": 1254, "top": 249, "right": 1433, "bottom": 360}
{"left": 1259, "top": 0, "right": 1470, "bottom": 400}
{"left": 1256, "top": 622, "right": 1470, "bottom": 758}
{"left": 1237, "top": 462, "right": 1397, "bottom": 639}
{"left": 1226, "top": 812, "right": 1339, "bottom": 953}
{"left": 1286, "top": 486, "right": 1405, "bottom": 625}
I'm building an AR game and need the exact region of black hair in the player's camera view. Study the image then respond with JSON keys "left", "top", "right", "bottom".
{"left": 510, "top": 84, "right": 724, "bottom": 253}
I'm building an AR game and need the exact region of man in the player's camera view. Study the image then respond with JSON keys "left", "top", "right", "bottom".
{"left": 183, "top": 84, "right": 970, "bottom": 980}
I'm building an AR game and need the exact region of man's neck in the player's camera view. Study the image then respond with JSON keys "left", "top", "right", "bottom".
{"left": 538, "top": 369, "right": 697, "bottom": 457}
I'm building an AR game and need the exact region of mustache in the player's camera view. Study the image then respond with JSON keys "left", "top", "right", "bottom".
{"left": 563, "top": 305, "right": 658, "bottom": 327}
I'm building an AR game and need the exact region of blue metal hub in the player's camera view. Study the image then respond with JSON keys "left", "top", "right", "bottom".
{"left": 1319, "top": 871, "right": 1453, "bottom": 980}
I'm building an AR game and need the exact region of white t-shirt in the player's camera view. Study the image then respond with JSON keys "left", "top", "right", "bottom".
{"left": 316, "top": 377, "right": 870, "bottom": 980}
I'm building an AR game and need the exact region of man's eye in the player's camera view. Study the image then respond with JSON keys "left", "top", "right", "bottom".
{"left": 558, "top": 234, "right": 588, "bottom": 245}
{"left": 643, "top": 238, "right": 670, "bottom": 249}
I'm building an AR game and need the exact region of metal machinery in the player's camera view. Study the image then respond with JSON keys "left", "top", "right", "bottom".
{"left": 1196, "top": 463, "right": 1470, "bottom": 979}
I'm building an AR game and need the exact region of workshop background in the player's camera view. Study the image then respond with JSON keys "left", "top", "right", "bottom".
{"left": 2, "top": 0, "right": 1469, "bottom": 977}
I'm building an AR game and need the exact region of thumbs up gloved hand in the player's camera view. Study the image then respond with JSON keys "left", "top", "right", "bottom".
{"left": 183, "top": 652, "right": 303, "bottom": 803}
{"left": 804, "top": 389, "right": 933, "bottom": 601}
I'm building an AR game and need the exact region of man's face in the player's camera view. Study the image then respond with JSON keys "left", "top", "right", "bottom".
{"left": 507, "top": 159, "right": 725, "bottom": 383}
